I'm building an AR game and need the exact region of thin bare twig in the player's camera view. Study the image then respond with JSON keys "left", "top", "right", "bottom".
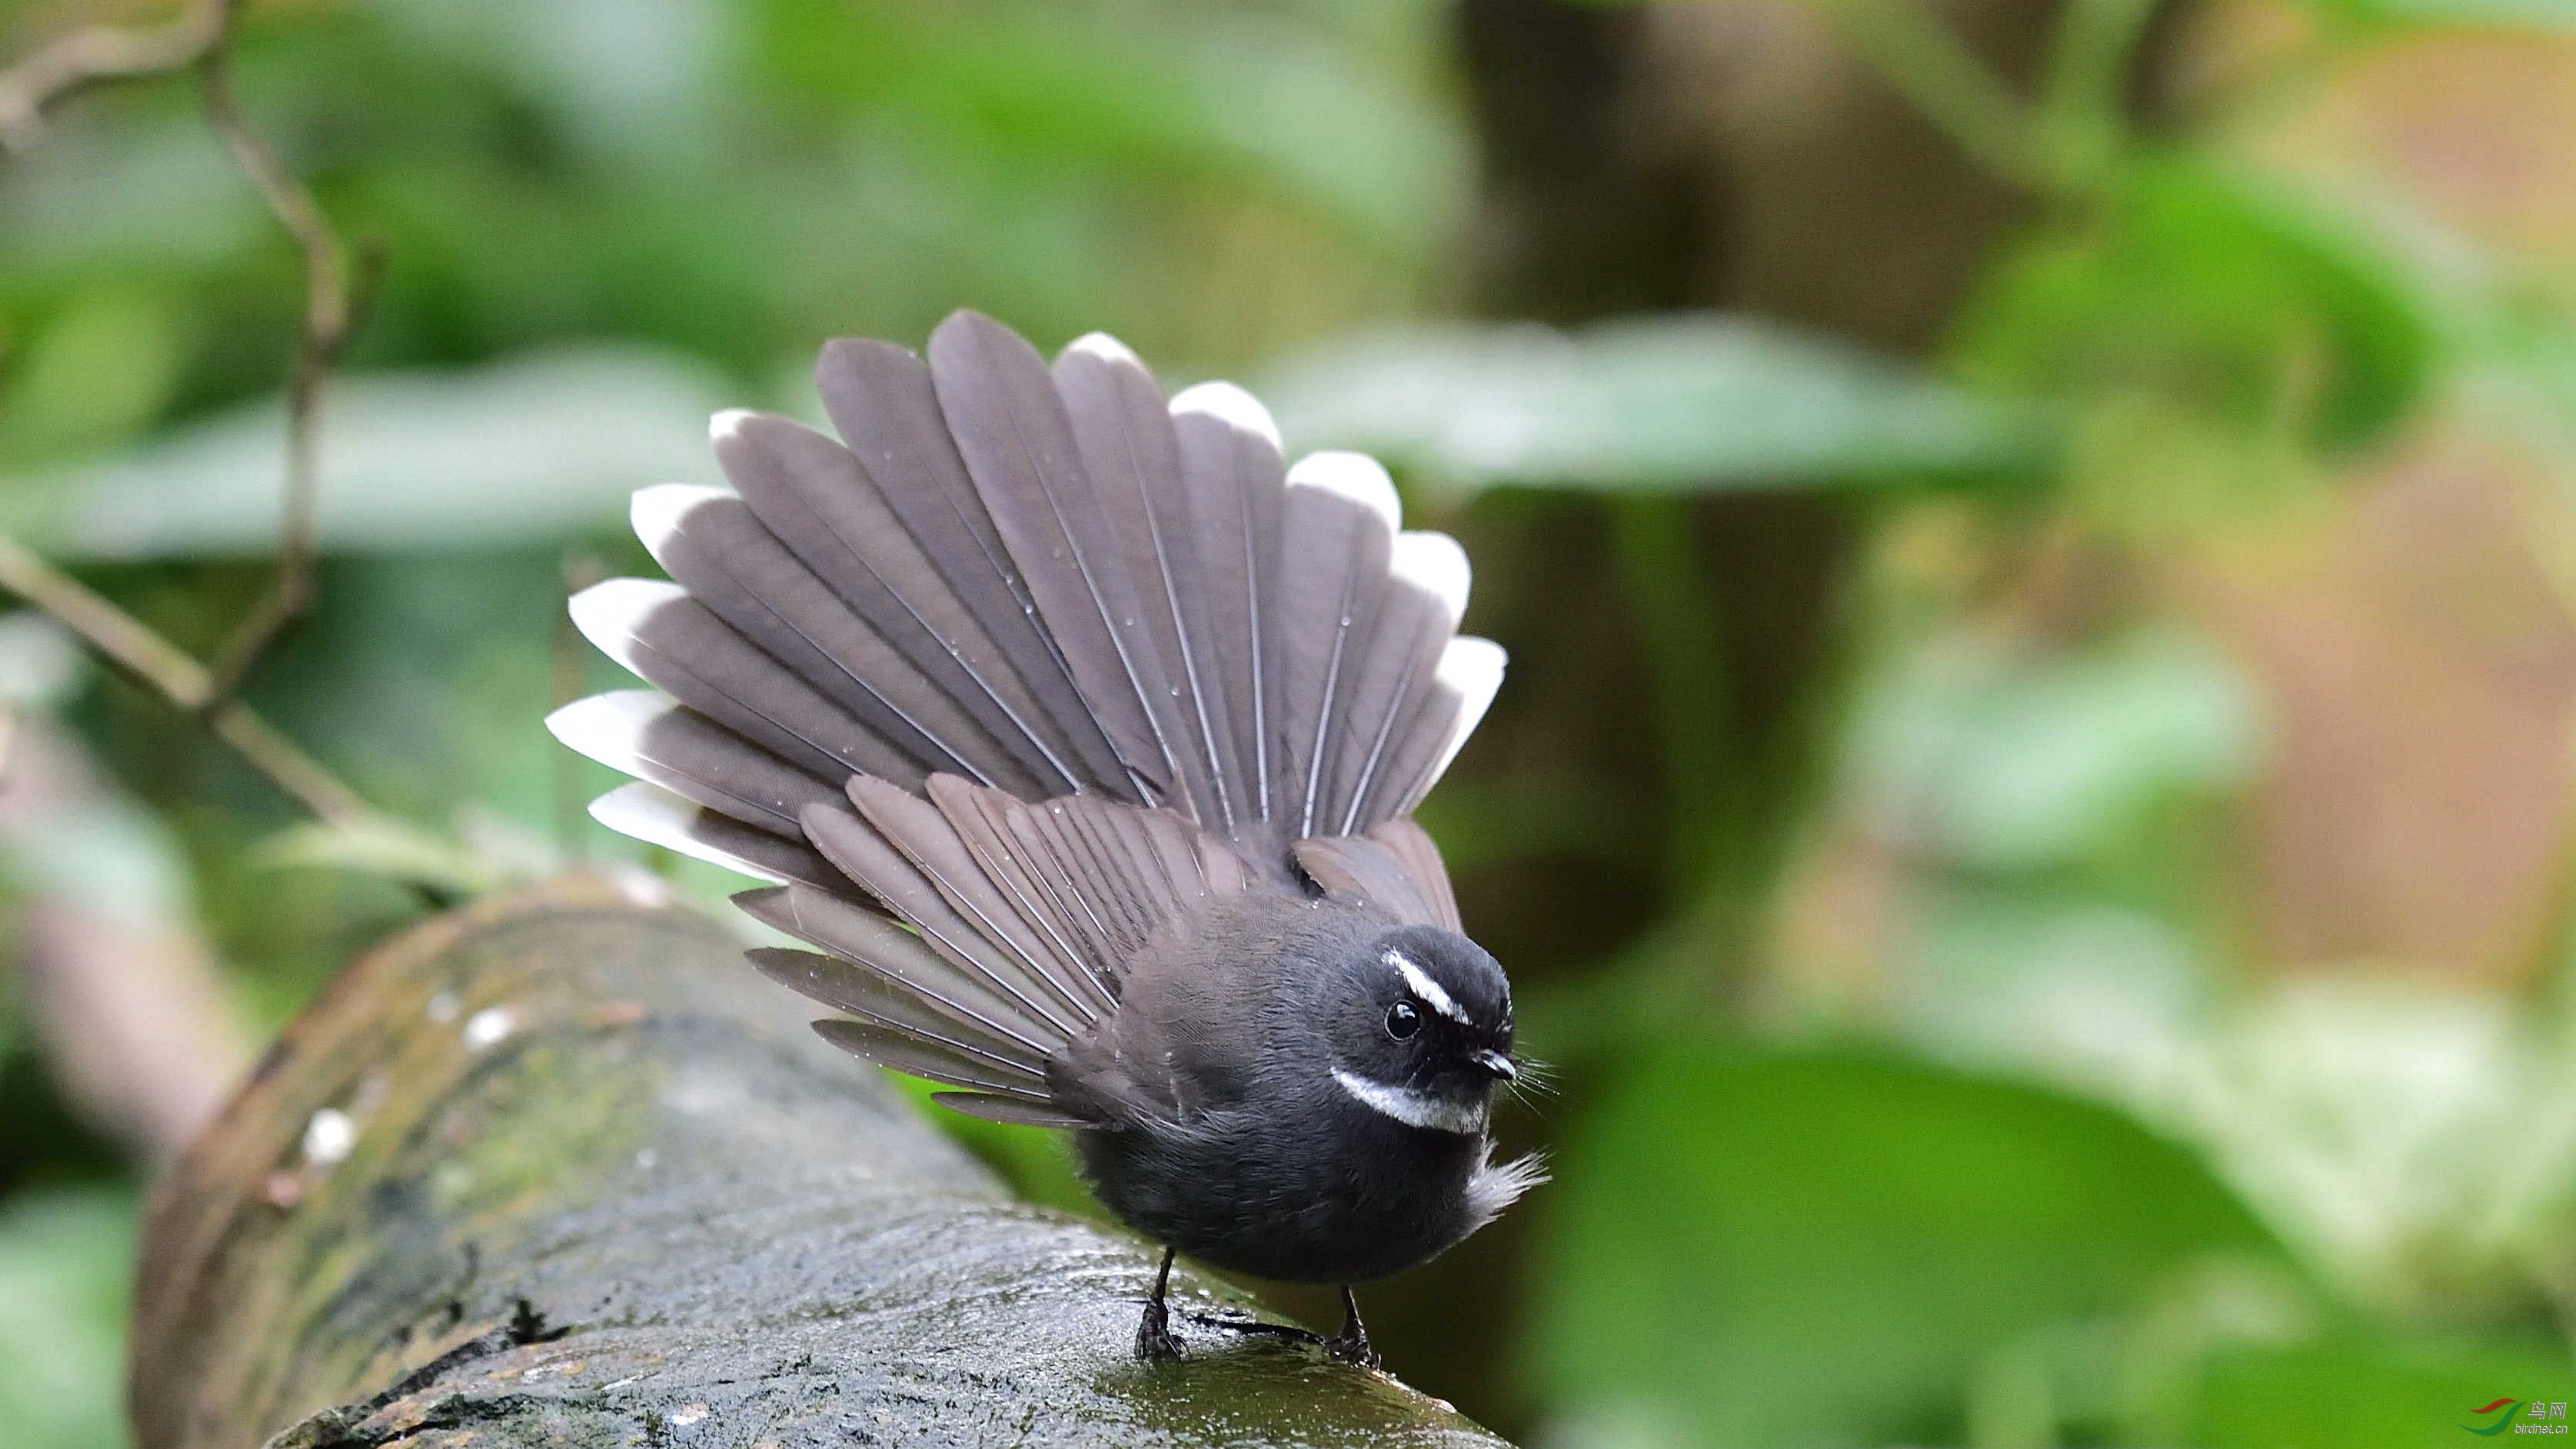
{"left": 194, "top": 0, "right": 359, "bottom": 704}
{"left": 2035, "top": 0, "right": 2162, "bottom": 188}
{"left": 0, "top": 529, "right": 368, "bottom": 824}
{"left": 1806, "top": 0, "right": 2046, "bottom": 188}
{"left": 0, "top": 0, "right": 387, "bottom": 826}
{"left": 0, "top": 0, "right": 225, "bottom": 154}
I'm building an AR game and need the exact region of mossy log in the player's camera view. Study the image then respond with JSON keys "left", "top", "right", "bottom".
{"left": 129, "top": 878, "right": 1511, "bottom": 1448}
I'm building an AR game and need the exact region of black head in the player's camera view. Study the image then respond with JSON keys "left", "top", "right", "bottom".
{"left": 1319, "top": 924, "right": 1515, "bottom": 1136}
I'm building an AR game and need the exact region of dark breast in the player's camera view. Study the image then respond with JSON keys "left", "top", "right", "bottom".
{"left": 1073, "top": 1080, "right": 1485, "bottom": 1285}
{"left": 1057, "top": 891, "right": 1483, "bottom": 1283}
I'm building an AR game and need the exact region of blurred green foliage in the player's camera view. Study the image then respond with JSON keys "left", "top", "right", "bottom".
{"left": 1264, "top": 315, "right": 2054, "bottom": 491}
{"left": 0, "top": 1184, "right": 135, "bottom": 1449}
{"left": 1952, "top": 158, "right": 2438, "bottom": 451}
{"left": 5, "top": 0, "right": 2576, "bottom": 1445}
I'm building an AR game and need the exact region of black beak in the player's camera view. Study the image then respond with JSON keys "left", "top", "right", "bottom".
{"left": 1469, "top": 1048, "right": 1517, "bottom": 1082}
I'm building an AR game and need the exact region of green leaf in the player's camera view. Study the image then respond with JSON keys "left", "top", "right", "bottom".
{"left": 0, "top": 1184, "right": 137, "bottom": 1449}
{"left": 2297, "top": 0, "right": 2576, "bottom": 33}
{"left": 255, "top": 816, "right": 515, "bottom": 898}
{"left": 0, "top": 347, "right": 730, "bottom": 560}
{"left": 0, "top": 286, "right": 198, "bottom": 471}
{"left": 353, "top": 0, "right": 733, "bottom": 166}
{"left": 1263, "top": 315, "right": 2052, "bottom": 493}
{"left": 1528, "top": 1043, "right": 2290, "bottom": 1446}
{"left": 1951, "top": 158, "right": 2441, "bottom": 450}
{"left": 1849, "top": 625, "right": 2260, "bottom": 871}
{"left": 750, "top": 0, "right": 1466, "bottom": 260}
{"left": 2186, "top": 1334, "right": 2576, "bottom": 1448}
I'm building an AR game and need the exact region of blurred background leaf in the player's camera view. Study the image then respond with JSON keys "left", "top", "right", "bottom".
{"left": 2295, "top": 0, "right": 2576, "bottom": 34}
{"left": 0, "top": 1184, "right": 136, "bottom": 1449}
{"left": 1950, "top": 158, "right": 2439, "bottom": 453}
{"left": 1532, "top": 1046, "right": 2293, "bottom": 1447}
{"left": 1, "top": 347, "right": 731, "bottom": 558}
{"left": 1267, "top": 315, "right": 2055, "bottom": 491}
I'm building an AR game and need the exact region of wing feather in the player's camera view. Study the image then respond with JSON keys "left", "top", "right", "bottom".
{"left": 1293, "top": 818, "right": 1463, "bottom": 933}
{"left": 931, "top": 1092, "right": 1098, "bottom": 1128}
{"left": 734, "top": 881, "right": 1057, "bottom": 1058}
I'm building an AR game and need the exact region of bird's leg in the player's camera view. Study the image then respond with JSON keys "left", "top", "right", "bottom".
{"left": 1135, "top": 1246, "right": 1182, "bottom": 1363}
{"left": 1323, "top": 1286, "right": 1380, "bottom": 1370}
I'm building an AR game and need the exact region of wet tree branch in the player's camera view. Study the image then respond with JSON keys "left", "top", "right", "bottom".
{"left": 130, "top": 882, "right": 1510, "bottom": 1447}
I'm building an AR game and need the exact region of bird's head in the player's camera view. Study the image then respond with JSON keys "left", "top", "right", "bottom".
{"left": 1318, "top": 924, "right": 1515, "bottom": 1137}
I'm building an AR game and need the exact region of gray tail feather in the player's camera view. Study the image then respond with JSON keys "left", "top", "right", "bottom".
{"left": 553, "top": 310, "right": 1501, "bottom": 881}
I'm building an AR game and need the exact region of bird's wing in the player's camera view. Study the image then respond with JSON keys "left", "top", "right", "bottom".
{"left": 1291, "top": 819, "right": 1463, "bottom": 933}
{"left": 731, "top": 774, "right": 1248, "bottom": 1123}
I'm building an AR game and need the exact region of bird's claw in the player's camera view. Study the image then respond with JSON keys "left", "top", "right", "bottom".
{"left": 1135, "top": 1296, "right": 1183, "bottom": 1363}
{"left": 1323, "top": 1324, "right": 1380, "bottom": 1371}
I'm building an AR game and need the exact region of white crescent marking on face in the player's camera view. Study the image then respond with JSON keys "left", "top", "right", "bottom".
{"left": 1385, "top": 950, "right": 1468, "bottom": 1023}
{"left": 1332, "top": 1068, "right": 1486, "bottom": 1136}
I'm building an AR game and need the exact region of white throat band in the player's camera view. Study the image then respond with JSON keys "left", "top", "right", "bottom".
{"left": 1332, "top": 1068, "right": 1486, "bottom": 1136}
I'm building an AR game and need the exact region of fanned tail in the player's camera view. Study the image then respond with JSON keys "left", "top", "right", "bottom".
{"left": 550, "top": 310, "right": 1506, "bottom": 1104}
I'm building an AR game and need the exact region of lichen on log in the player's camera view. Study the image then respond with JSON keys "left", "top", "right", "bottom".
{"left": 129, "top": 878, "right": 1510, "bottom": 1448}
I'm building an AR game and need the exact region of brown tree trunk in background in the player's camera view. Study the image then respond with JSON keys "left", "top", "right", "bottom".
{"left": 1442, "top": 0, "right": 2079, "bottom": 991}
{"left": 1453, "top": 0, "right": 2068, "bottom": 883}
{"left": 129, "top": 879, "right": 1509, "bottom": 1449}
{"left": 1, "top": 715, "right": 252, "bottom": 1164}
{"left": 1390, "top": 0, "right": 2081, "bottom": 1427}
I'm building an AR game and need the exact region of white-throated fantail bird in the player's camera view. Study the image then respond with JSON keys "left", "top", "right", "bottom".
{"left": 547, "top": 311, "right": 1539, "bottom": 1365}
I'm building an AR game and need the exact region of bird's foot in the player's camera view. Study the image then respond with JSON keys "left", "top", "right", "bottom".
{"left": 1323, "top": 1322, "right": 1380, "bottom": 1371}
{"left": 1135, "top": 1246, "right": 1183, "bottom": 1363}
{"left": 1134, "top": 1296, "right": 1183, "bottom": 1363}
{"left": 1169, "top": 1287, "right": 1379, "bottom": 1368}
{"left": 1325, "top": 1287, "right": 1380, "bottom": 1370}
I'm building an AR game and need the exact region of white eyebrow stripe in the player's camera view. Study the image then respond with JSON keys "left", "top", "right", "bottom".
{"left": 1386, "top": 951, "right": 1467, "bottom": 1023}
{"left": 1332, "top": 1069, "right": 1486, "bottom": 1136}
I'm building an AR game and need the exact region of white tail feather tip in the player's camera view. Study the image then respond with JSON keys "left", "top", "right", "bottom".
{"left": 589, "top": 781, "right": 794, "bottom": 884}
{"left": 1429, "top": 636, "right": 1506, "bottom": 783}
{"left": 1066, "top": 331, "right": 1144, "bottom": 368}
{"left": 1286, "top": 451, "right": 1400, "bottom": 531}
{"left": 545, "top": 689, "right": 681, "bottom": 774}
{"left": 1390, "top": 531, "right": 1471, "bottom": 621}
{"left": 567, "top": 578, "right": 688, "bottom": 675}
{"left": 1170, "top": 381, "right": 1283, "bottom": 452}
{"left": 630, "top": 484, "right": 732, "bottom": 560}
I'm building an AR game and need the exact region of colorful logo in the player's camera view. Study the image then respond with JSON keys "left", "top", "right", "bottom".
{"left": 2469, "top": 1402, "right": 2526, "bottom": 1436}
{"left": 2470, "top": 1400, "right": 2572, "bottom": 1435}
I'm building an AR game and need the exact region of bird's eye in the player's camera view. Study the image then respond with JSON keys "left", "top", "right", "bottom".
{"left": 1384, "top": 1001, "right": 1422, "bottom": 1040}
